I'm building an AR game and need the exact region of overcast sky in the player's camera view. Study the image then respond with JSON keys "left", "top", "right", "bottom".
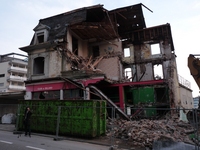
{"left": 0, "top": 0, "right": 200, "bottom": 97}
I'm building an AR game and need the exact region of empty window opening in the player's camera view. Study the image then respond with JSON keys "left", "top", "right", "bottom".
{"left": 125, "top": 68, "right": 132, "bottom": 79}
{"left": 155, "top": 87, "right": 168, "bottom": 103}
{"left": 126, "top": 92, "right": 133, "bottom": 104}
{"left": 37, "top": 32, "right": 44, "bottom": 43}
{"left": 0, "top": 74, "right": 5, "bottom": 78}
{"left": 92, "top": 46, "right": 100, "bottom": 57}
{"left": 33, "top": 57, "right": 44, "bottom": 74}
{"left": 151, "top": 43, "right": 160, "bottom": 55}
{"left": 72, "top": 36, "right": 78, "bottom": 55}
{"left": 124, "top": 48, "right": 130, "bottom": 57}
{"left": 153, "top": 64, "right": 163, "bottom": 80}
{"left": 63, "top": 89, "right": 82, "bottom": 100}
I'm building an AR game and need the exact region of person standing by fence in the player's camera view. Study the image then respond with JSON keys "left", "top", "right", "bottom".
{"left": 24, "top": 107, "right": 32, "bottom": 137}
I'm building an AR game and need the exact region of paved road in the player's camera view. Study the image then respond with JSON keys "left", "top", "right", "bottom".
{"left": 0, "top": 130, "right": 110, "bottom": 150}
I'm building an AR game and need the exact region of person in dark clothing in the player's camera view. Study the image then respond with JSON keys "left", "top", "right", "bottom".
{"left": 24, "top": 107, "right": 32, "bottom": 137}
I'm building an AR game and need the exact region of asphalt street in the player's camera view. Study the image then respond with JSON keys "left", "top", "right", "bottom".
{"left": 0, "top": 130, "right": 110, "bottom": 150}
{"left": 0, "top": 124, "right": 112, "bottom": 150}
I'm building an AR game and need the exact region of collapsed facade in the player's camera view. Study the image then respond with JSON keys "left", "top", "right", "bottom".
{"left": 19, "top": 4, "right": 190, "bottom": 116}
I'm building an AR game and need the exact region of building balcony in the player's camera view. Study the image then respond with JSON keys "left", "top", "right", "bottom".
{"left": 8, "top": 66, "right": 27, "bottom": 74}
{"left": 7, "top": 75, "right": 27, "bottom": 82}
{"left": 178, "top": 74, "right": 191, "bottom": 89}
{"left": 8, "top": 85, "right": 26, "bottom": 91}
{"left": 11, "top": 59, "right": 28, "bottom": 66}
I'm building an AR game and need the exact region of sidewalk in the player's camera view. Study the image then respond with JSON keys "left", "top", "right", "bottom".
{"left": 0, "top": 124, "right": 16, "bottom": 132}
{"left": 0, "top": 124, "right": 112, "bottom": 147}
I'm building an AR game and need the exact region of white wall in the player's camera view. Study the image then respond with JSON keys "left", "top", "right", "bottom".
{"left": 179, "top": 85, "right": 193, "bottom": 109}
{"left": 0, "top": 62, "right": 9, "bottom": 91}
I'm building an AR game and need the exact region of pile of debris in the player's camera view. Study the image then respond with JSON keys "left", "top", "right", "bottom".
{"left": 63, "top": 49, "right": 104, "bottom": 72}
{"left": 106, "top": 113, "right": 196, "bottom": 148}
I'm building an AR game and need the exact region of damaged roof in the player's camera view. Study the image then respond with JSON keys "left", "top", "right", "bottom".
{"left": 109, "top": 3, "right": 146, "bottom": 39}
{"left": 29, "top": 3, "right": 146, "bottom": 45}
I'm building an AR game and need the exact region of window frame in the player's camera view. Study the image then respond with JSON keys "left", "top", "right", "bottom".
{"left": 33, "top": 57, "right": 45, "bottom": 75}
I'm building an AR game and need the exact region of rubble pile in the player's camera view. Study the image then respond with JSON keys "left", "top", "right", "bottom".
{"left": 106, "top": 114, "right": 196, "bottom": 148}
{"left": 64, "top": 49, "right": 104, "bottom": 71}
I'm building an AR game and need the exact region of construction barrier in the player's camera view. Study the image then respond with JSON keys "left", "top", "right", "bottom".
{"left": 16, "top": 100, "right": 106, "bottom": 138}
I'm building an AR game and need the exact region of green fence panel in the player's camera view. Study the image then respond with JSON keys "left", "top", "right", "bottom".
{"left": 17, "top": 100, "right": 106, "bottom": 137}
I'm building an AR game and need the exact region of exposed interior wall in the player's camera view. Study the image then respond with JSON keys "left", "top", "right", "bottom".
{"left": 87, "top": 39, "right": 123, "bottom": 80}
{"left": 136, "top": 63, "right": 153, "bottom": 81}
{"left": 67, "top": 31, "right": 72, "bottom": 51}
{"left": 97, "top": 57, "right": 121, "bottom": 80}
{"left": 141, "top": 44, "right": 151, "bottom": 59}
{"left": 122, "top": 45, "right": 134, "bottom": 64}
{"left": 99, "top": 39, "right": 121, "bottom": 55}
{"left": 77, "top": 38, "right": 88, "bottom": 58}
{"left": 160, "top": 40, "right": 172, "bottom": 58}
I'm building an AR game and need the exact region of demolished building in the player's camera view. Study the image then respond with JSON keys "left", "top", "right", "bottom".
{"left": 19, "top": 3, "right": 192, "bottom": 117}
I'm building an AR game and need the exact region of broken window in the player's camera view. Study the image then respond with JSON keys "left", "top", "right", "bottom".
{"left": 124, "top": 48, "right": 130, "bottom": 57}
{"left": 124, "top": 68, "right": 132, "bottom": 79}
{"left": 151, "top": 43, "right": 160, "bottom": 55}
{"left": 92, "top": 46, "right": 100, "bottom": 58}
{"left": 72, "top": 36, "right": 78, "bottom": 55}
{"left": 153, "top": 64, "right": 163, "bottom": 80}
{"left": 37, "top": 32, "right": 44, "bottom": 43}
{"left": 33, "top": 57, "right": 44, "bottom": 75}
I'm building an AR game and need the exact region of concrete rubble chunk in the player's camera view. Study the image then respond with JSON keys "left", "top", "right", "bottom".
{"left": 106, "top": 113, "right": 196, "bottom": 149}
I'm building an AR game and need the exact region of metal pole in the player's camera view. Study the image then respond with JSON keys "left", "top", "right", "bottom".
{"left": 16, "top": 104, "right": 21, "bottom": 131}
{"left": 110, "top": 107, "right": 115, "bottom": 149}
{"left": 60, "top": 90, "right": 63, "bottom": 100}
{"left": 55, "top": 106, "right": 61, "bottom": 139}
